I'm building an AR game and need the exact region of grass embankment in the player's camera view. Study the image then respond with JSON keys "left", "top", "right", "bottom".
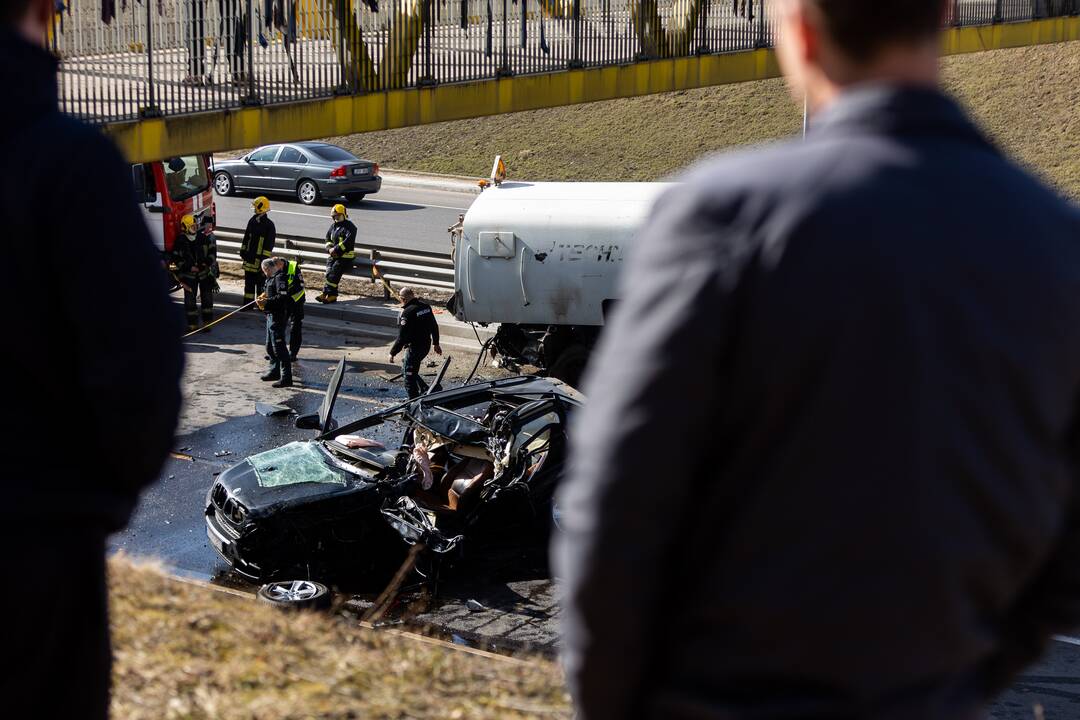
{"left": 327, "top": 41, "right": 1080, "bottom": 200}
{"left": 109, "top": 557, "right": 571, "bottom": 719}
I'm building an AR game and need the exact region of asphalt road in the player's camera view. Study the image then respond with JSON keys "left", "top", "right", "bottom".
{"left": 111, "top": 307, "right": 1080, "bottom": 715}
{"left": 112, "top": 307, "right": 558, "bottom": 653}
{"left": 213, "top": 183, "right": 475, "bottom": 254}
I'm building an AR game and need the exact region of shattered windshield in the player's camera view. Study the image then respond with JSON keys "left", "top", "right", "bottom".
{"left": 249, "top": 442, "right": 346, "bottom": 488}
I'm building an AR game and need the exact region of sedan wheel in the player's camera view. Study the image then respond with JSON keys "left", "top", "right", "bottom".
{"left": 257, "top": 580, "right": 331, "bottom": 610}
{"left": 214, "top": 172, "right": 234, "bottom": 196}
{"left": 297, "top": 180, "right": 320, "bottom": 206}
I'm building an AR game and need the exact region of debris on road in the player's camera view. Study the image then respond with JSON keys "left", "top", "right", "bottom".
{"left": 214, "top": 450, "right": 232, "bottom": 458}
{"left": 169, "top": 452, "right": 195, "bottom": 462}
{"left": 255, "top": 403, "right": 292, "bottom": 417}
{"left": 466, "top": 599, "right": 486, "bottom": 613}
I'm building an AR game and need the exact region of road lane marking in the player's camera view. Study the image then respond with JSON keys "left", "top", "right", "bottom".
{"left": 221, "top": 199, "right": 469, "bottom": 218}
{"left": 1053, "top": 635, "right": 1080, "bottom": 647}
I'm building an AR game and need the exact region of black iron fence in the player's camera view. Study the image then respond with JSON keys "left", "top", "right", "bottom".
{"left": 52, "top": 0, "right": 1078, "bottom": 124}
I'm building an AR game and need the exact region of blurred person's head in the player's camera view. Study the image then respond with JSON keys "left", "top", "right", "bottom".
{"left": 4, "top": 0, "right": 53, "bottom": 43}
{"left": 399, "top": 287, "right": 416, "bottom": 305}
{"left": 776, "top": 0, "right": 946, "bottom": 112}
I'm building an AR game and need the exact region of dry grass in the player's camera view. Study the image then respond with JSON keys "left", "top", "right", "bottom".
{"left": 327, "top": 41, "right": 1080, "bottom": 200}
{"left": 109, "top": 556, "right": 571, "bottom": 719}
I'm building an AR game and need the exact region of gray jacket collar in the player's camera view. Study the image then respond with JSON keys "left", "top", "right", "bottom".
{"left": 811, "top": 85, "right": 995, "bottom": 153}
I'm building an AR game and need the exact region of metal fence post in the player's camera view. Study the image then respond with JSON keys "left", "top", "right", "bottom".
{"left": 142, "top": 0, "right": 161, "bottom": 117}
{"left": 756, "top": 0, "right": 765, "bottom": 48}
{"left": 696, "top": 0, "right": 710, "bottom": 54}
{"left": 245, "top": 0, "right": 258, "bottom": 103}
{"left": 497, "top": 0, "right": 512, "bottom": 76}
{"left": 994, "top": 0, "right": 1003, "bottom": 21}
{"left": 569, "top": 0, "right": 583, "bottom": 68}
{"left": 419, "top": 0, "right": 437, "bottom": 85}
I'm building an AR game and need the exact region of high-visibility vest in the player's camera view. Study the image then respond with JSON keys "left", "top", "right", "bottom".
{"left": 286, "top": 260, "right": 306, "bottom": 302}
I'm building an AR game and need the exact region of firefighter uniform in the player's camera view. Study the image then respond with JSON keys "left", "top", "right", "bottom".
{"left": 259, "top": 264, "right": 292, "bottom": 388}
{"left": 318, "top": 206, "right": 356, "bottom": 302}
{"left": 240, "top": 200, "right": 275, "bottom": 304}
{"left": 285, "top": 259, "right": 305, "bottom": 360}
{"left": 173, "top": 215, "right": 218, "bottom": 330}
{"left": 390, "top": 297, "right": 441, "bottom": 399}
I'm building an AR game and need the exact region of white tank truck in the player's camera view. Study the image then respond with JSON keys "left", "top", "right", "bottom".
{"left": 448, "top": 173, "right": 674, "bottom": 385}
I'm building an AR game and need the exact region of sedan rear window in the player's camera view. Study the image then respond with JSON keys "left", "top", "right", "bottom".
{"left": 307, "top": 145, "right": 358, "bottom": 163}
{"left": 279, "top": 147, "right": 306, "bottom": 164}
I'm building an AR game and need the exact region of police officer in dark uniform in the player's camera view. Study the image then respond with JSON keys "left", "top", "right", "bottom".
{"left": 389, "top": 286, "right": 442, "bottom": 399}
{"left": 257, "top": 257, "right": 293, "bottom": 388}
{"left": 241, "top": 196, "right": 275, "bottom": 305}
{"left": 316, "top": 203, "right": 356, "bottom": 303}
{"left": 283, "top": 257, "right": 306, "bottom": 361}
{"left": 173, "top": 213, "right": 218, "bottom": 331}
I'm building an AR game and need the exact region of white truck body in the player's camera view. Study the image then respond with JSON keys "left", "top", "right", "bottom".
{"left": 454, "top": 181, "right": 673, "bottom": 327}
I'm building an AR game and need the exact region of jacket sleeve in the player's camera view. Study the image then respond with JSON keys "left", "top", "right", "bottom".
{"left": 205, "top": 231, "right": 217, "bottom": 265}
{"left": 240, "top": 217, "right": 254, "bottom": 261}
{"left": 55, "top": 132, "right": 184, "bottom": 516}
{"left": 429, "top": 308, "right": 440, "bottom": 346}
{"left": 265, "top": 219, "right": 276, "bottom": 255}
{"left": 979, "top": 402, "right": 1080, "bottom": 696}
{"left": 390, "top": 309, "right": 408, "bottom": 356}
{"left": 552, "top": 185, "right": 743, "bottom": 720}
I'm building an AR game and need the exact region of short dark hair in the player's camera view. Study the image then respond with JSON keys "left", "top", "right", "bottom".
{"left": 2, "top": 0, "right": 36, "bottom": 25}
{"left": 810, "top": 0, "right": 944, "bottom": 61}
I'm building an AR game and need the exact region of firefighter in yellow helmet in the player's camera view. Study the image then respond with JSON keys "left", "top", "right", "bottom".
{"left": 173, "top": 213, "right": 218, "bottom": 331}
{"left": 240, "top": 196, "right": 275, "bottom": 306}
{"left": 315, "top": 203, "right": 356, "bottom": 303}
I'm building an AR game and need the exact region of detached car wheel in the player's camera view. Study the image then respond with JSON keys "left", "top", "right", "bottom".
{"left": 257, "top": 580, "right": 332, "bottom": 610}
{"left": 297, "top": 179, "right": 320, "bottom": 206}
{"left": 214, "top": 171, "right": 235, "bottom": 196}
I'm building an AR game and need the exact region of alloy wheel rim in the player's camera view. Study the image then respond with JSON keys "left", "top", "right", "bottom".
{"left": 266, "top": 580, "right": 320, "bottom": 602}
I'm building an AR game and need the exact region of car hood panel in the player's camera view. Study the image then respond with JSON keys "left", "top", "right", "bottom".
{"left": 217, "top": 442, "right": 376, "bottom": 514}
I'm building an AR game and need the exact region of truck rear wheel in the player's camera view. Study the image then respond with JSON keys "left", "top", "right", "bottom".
{"left": 547, "top": 344, "right": 590, "bottom": 388}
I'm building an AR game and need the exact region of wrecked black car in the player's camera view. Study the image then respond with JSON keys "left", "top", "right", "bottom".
{"left": 205, "top": 360, "right": 583, "bottom": 582}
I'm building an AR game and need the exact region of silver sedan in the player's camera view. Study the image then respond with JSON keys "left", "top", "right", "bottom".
{"left": 212, "top": 142, "right": 382, "bottom": 206}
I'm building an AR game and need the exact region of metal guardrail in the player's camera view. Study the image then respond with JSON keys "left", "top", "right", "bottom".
{"left": 215, "top": 227, "right": 456, "bottom": 291}
{"left": 53, "top": 0, "right": 1079, "bottom": 125}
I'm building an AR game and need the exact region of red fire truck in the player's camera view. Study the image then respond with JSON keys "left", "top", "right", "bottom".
{"left": 132, "top": 154, "right": 217, "bottom": 254}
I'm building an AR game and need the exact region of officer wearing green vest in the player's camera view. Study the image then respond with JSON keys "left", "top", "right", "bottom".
{"left": 240, "top": 196, "right": 275, "bottom": 305}
{"left": 284, "top": 257, "right": 306, "bottom": 361}
{"left": 315, "top": 203, "right": 356, "bottom": 304}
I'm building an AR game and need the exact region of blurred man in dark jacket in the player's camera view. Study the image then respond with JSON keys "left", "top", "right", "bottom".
{"left": 554, "top": 1, "right": 1080, "bottom": 718}
{"left": 1, "top": 1, "right": 184, "bottom": 717}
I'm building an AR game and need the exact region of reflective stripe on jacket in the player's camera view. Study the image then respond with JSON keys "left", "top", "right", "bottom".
{"left": 325, "top": 219, "right": 357, "bottom": 260}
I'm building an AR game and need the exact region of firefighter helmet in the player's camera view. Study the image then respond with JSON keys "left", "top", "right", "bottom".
{"left": 180, "top": 214, "right": 197, "bottom": 234}
{"left": 252, "top": 196, "right": 271, "bottom": 215}
{"left": 331, "top": 203, "right": 347, "bottom": 219}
